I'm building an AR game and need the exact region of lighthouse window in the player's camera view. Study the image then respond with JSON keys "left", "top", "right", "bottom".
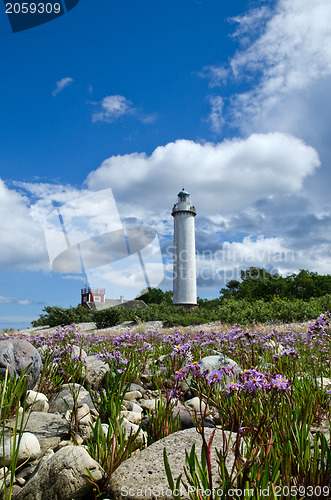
{"left": 94, "top": 296, "right": 101, "bottom": 302}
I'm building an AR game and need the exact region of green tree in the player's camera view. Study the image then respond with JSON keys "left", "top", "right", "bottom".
{"left": 136, "top": 288, "right": 173, "bottom": 305}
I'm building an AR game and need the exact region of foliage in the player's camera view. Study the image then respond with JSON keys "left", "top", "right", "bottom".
{"left": 144, "top": 388, "right": 181, "bottom": 445}
{"left": 220, "top": 267, "right": 331, "bottom": 302}
{"left": 136, "top": 287, "right": 173, "bottom": 305}
{"left": 2, "top": 313, "right": 331, "bottom": 497}
{"left": 163, "top": 314, "right": 331, "bottom": 496}
{"left": 31, "top": 304, "right": 93, "bottom": 327}
{"left": 0, "top": 369, "right": 29, "bottom": 499}
{"left": 86, "top": 416, "right": 141, "bottom": 497}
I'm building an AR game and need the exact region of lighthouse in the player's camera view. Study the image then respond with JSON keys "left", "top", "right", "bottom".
{"left": 172, "top": 189, "right": 197, "bottom": 306}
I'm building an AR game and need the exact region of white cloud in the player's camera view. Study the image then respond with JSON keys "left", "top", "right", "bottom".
{"left": 0, "top": 296, "right": 33, "bottom": 306}
{"left": 52, "top": 77, "right": 74, "bottom": 97}
{"left": 207, "top": 96, "right": 224, "bottom": 133}
{"left": 86, "top": 134, "right": 320, "bottom": 214}
{"left": 203, "top": 0, "right": 331, "bottom": 133}
{"left": 92, "top": 95, "right": 134, "bottom": 122}
{"left": 0, "top": 179, "right": 48, "bottom": 271}
{"left": 92, "top": 94, "right": 157, "bottom": 124}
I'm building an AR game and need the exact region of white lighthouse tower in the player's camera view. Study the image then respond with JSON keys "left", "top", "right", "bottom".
{"left": 172, "top": 189, "right": 197, "bottom": 306}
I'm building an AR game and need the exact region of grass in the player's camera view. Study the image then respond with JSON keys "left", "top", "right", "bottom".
{"left": 0, "top": 314, "right": 330, "bottom": 499}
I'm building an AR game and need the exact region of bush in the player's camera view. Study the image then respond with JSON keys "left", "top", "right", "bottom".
{"left": 31, "top": 305, "right": 93, "bottom": 327}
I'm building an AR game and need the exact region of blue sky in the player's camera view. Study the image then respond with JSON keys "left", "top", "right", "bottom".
{"left": 1, "top": 0, "right": 331, "bottom": 330}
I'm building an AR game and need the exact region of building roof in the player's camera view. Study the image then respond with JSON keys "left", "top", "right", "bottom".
{"left": 85, "top": 299, "right": 147, "bottom": 311}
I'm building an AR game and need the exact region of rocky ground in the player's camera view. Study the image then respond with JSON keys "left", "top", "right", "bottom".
{"left": 0, "top": 319, "right": 329, "bottom": 499}
{"left": 16, "top": 318, "right": 313, "bottom": 337}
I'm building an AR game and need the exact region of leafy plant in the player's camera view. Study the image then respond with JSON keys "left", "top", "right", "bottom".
{"left": 0, "top": 368, "right": 29, "bottom": 500}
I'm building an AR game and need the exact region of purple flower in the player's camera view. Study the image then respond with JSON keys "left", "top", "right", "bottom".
{"left": 204, "top": 369, "right": 225, "bottom": 385}
{"left": 270, "top": 374, "right": 291, "bottom": 391}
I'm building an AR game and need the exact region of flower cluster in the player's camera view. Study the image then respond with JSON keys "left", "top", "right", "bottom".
{"left": 225, "top": 368, "right": 291, "bottom": 396}
{"left": 306, "top": 312, "right": 330, "bottom": 339}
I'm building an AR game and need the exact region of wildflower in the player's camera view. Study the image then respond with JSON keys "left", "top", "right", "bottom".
{"left": 168, "top": 388, "right": 181, "bottom": 403}
{"left": 270, "top": 374, "right": 291, "bottom": 391}
{"left": 204, "top": 369, "right": 225, "bottom": 385}
{"left": 225, "top": 381, "right": 242, "bottom": 397}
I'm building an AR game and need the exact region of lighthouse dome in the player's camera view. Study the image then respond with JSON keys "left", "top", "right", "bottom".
{"left": 178, "top": 188, "right": 189, "bottom": 196}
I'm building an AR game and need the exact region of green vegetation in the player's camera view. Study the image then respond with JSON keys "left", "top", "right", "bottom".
{"left": 1, "top": 316, "right": 331, "bottom": 497}
{"left": 31, "top": 305, "right": 93, "bottom": 327}
{"left": 220, "top": 268, "right": 331, "bottom": 301}
{"left": 31, "top": 270, "right": 331, "bottom": 329}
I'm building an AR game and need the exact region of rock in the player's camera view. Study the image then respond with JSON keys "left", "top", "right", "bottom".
{"left": 199, "top": 354, "right": 242, "bottom": 378}
{"left": 29, "top": 400, "right": 49, "bottom": 413}
{"left": 84, "top": 355, "right": 109, "bottom": 390}
{"left": 315, "top": 377, "right": 331, "bottom": 389}
{"left": 65, "top": 403, "right": 93, "bottom": 427}
{"left": 0, "top": 467, "right": 10, "bottom": 491}
{"left": 129, "top": 383, "right": 146, "bottom": 395}
{"left": 14, "top": 446, "right": 104, "bottom": 500}
{"left": 184, "top": 397, "right": 207, "bottom": 413}
{"left": 70, "top": 345, "right": 87, "bottom": 359}
{"left": 13, "top": 412, "right": 69, "bottom": 454}
{"left": 108, "top": 428, "right": 237, "bottom": 500}
{"left": 173, "top": 406, "right": 215, "bottom": 430}
{"left": 121, "top": 418, "right": 147, "bottom": 450}
{"left": 121, "top": 410, "right": 142, "bottom": 425}
{"left": 178, "top": 380, "right": 193, "bottom": 400}
{"left": 48, "top": 384, "right": 95, "bottom": 414}
{"left": 139, "top": 399, "right": 159, "bottom": 412}
{"left": 26, "top": 390, "right": 48, "bottom": 407}
{"left": 0, "top": 432, "right": 41, "bottom": 466}
{"left": 0, "top": 339, "right": 42, "bottom": 390}
{"left": 122, "top": 401, "right": 143, "bottom": 413}
{"left": 124, "top": 390, "right": 142, "bottom": 401}
{"left": 26, "top": 390, "right": 49, "bottom": 412}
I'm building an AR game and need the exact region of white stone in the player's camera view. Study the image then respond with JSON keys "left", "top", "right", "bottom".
{"left": 316, "top": 377, "right": 331, "bottom": 389}
{"left": 0, "top": 432, "right": 41, "bottom": 466}
{"left": 29, "top": 400, "right": 49, "bottom": 413}
{"left": 101, "top": 423, "right": 110, "bottom": 438}
{"left": 124, "top": 390, "right": 142, "bottom": 401}
{"left": 184, "top": 397, "right": 207, "bottom": 412}
{"left": 26, "top": 390, "right": 48, "bottom": 408}
{"left": 120, "top": 418, "right": 147, "bottom": 450}
{"left": 139, "top": 398, "right": 159, "bottom": 413}
{"left": 120, "top": 410, "right": 142, "bottom": 425}
{"left": 122, "top": 401, "right": 143, "bottom": 413}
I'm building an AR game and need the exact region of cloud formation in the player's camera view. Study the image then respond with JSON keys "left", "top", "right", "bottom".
{"left": 0, "top": 296, "right": 33, "bottom": 306}
{"left": 0, "top": 179, "right": 48, "bottom": 271}
{"left": 202, "top": 0, "right": 331, "bottom": 134}
{"left": 52, "top": 77, "right": 74, "bottom": 97}
{"left": 86, "top": 134, "right": 320, "bottom": 214}
{"left": 92, "top": 95, "right": 134, "bottom": 122}
{"left": 92, "top": 94, "right": 157, "bottom": 124}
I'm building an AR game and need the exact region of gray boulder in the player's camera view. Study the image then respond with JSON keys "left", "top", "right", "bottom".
{"left": 108, "top": 428, "right": 237, "bottom": 500}
{"left": 48, "top": 384, "right": 95, "bottom": 414}
{"left": 84, "top": 355, "right": 109, "bottom": 390}
{"left": 14, "top": 446, "right": 104, "bottom": 500}
{"left": 0, "top": 339, "right": 42, "bottom": 390}
{"left": 172, "top": 405, "right": 215, "bottom": 430}
{"left": 16, "top": 412, "right": 70, "bottom": 454}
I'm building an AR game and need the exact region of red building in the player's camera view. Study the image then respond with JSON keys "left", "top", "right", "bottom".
{"left": 81, "top": 287, "right": 105, "bottom": 305}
